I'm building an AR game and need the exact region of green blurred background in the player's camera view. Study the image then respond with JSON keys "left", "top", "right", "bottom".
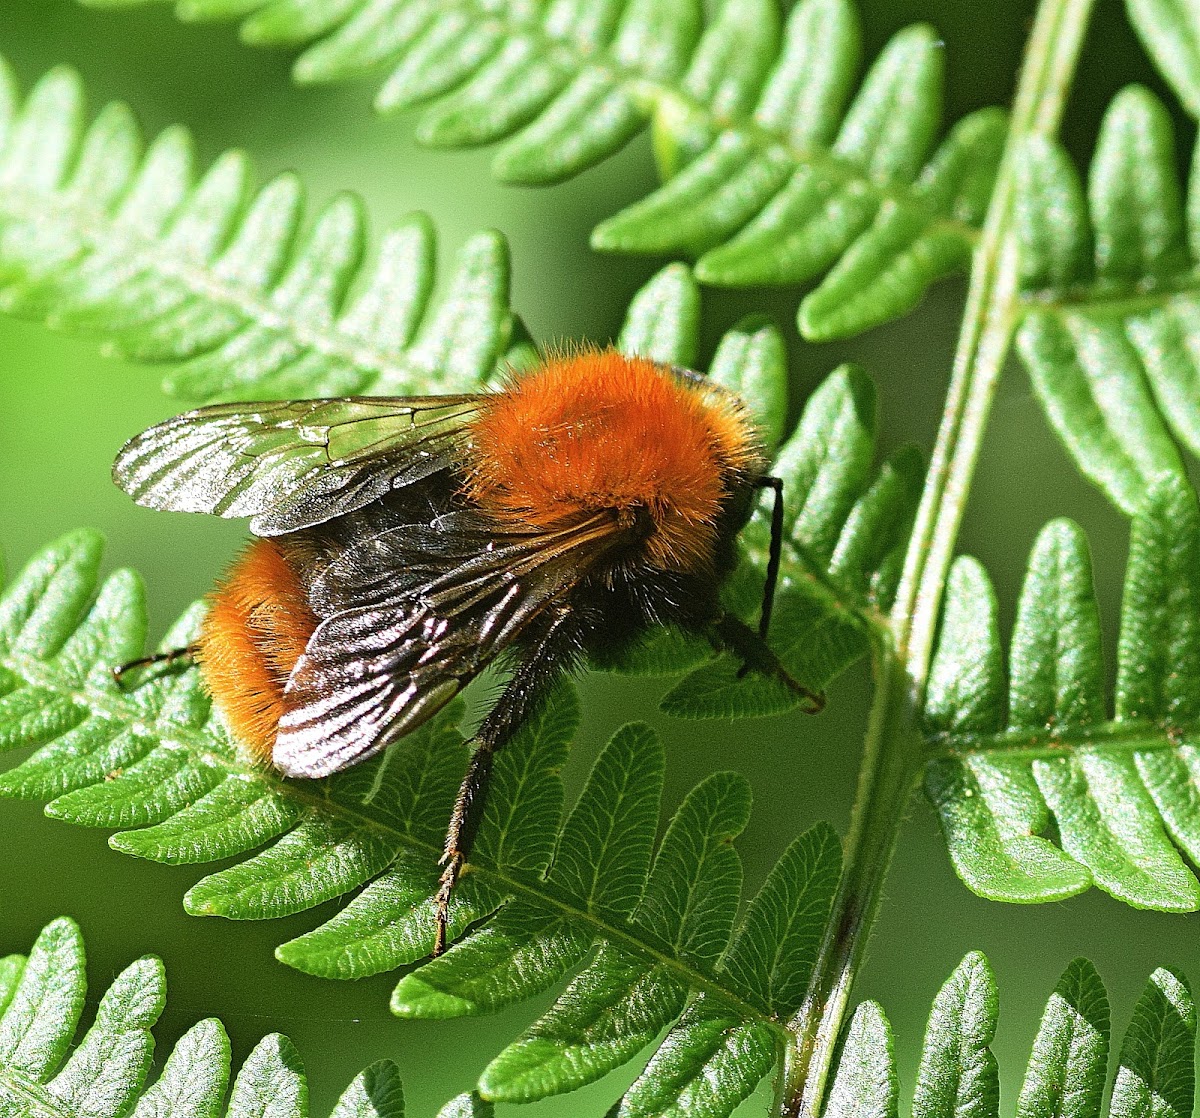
{"left": 1, "top": 1, "right": 1197, "bottom": 1114}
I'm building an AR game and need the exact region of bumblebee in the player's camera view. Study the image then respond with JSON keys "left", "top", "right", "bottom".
{"left": 113, "top": 349, "right": 819, "bottom": 952}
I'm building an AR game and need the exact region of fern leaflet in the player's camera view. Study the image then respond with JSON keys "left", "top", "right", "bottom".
{"left": 925, "top": 475, "right": 1200, "bottom": 911}
{"left": 73, "top": 0, "right": 1004, "bottom": 341}
{"left": 0, "top": 56, "right": 526, "bottom": 403}
{"left": 0, "top": 916, "right": 412, "bottom": 1118}
{"left": 1127, "top": 0, "right": 1200, "bottom": 118}
{"left": 1014, "top": 82, "right": 1200, "bottom": 515}
{"left": 825, "top": 951, "right": 1194, "bottom": 1118}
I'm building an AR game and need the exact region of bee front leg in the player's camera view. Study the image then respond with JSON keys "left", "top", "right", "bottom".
{"left": 432, "top": 614, "right": 574, "bottom": 957}
{"left": 112, "top": 644, "right": 199, "bottom": 689}
{"left": 710, "top": 613, "right": 825, "bottom": 714}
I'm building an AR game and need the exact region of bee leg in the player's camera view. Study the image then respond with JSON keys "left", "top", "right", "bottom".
{"left": 112, "top": 644, "right": 198, "bottom": 689}
{"left": 433, "top": 739, "right": 496, "bottom": 957}
{"left": 432, "top": 613, "right": 575, "bottom": 957}
{"left": 711, "top": 614, "right": 825, "bottom": 714}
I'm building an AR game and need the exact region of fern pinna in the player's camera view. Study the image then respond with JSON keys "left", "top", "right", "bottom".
{"left": 0, "top": 916, "right": 494, "bottom": 1118}
{"left": 76, "top": 0, "right": 1006, "bottom": 342}
{"left": 3, "top": 918, "right": 1195, "bottom": 1118}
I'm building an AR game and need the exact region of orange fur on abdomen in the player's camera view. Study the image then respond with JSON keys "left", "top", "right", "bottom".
{"left": 197, "top": 539, "right": 318, "bottom": 764}
{"left": 466, "top": 349, "right": 762, "bottom": 574}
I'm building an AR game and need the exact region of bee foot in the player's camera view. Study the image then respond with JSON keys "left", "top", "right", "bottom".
{"left": 432, "top": 850, "right": 464, "bottom": 958}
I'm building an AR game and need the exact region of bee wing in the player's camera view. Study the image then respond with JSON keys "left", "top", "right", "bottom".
{"left": 272, "top": 512, "right": 620, "bottom": 778}
{"left": 112, "top": 395, "right": 486, "bottom": 535}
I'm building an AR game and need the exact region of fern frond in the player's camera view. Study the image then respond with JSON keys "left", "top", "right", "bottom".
{"left": 75, "top": 0, "right": 1005, "bottom": 341}
{"left": 0, "top": 527, "right": 845, "bottom": 1115}
{"left": 0, "top": 56, "right": 525, "bottom": 402}
{"left": 924, "top": 474, "right": 1200, "bottom": 911}
{"left": 1014, "top": 83, "right": 1200, "bottom": 515}
{"left": 0, "top": 916, "right": 406, "bottom": 1118}
{"left": 825, "top": 952, "right": 1194, "bottom": 1118}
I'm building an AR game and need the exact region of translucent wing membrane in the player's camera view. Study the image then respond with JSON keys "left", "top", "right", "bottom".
{"left": 925, "top": 477, "right": 1200, "bottom": 911}
{"left": 0, "top": 917, "right": 407, "bottom": 1118}
{"left": 69, "top": 0, "right": 1003, "bottom": 341}
{"left": 276, "top": 508, "right": 625, "bottom": 777}
{"left": 112, "top": 395, "right": 482, "bottom": 534}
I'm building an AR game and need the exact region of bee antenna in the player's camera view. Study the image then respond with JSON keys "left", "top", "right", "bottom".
{"left": 756, "top": 476, "right": 785, "bottom": 642}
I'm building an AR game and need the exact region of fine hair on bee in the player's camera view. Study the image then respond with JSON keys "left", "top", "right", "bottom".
{"left": 112, "top": 347, "right": 822, "bottom": 956}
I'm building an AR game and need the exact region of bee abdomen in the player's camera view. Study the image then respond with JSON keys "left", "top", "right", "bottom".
{"left": 197, "top": 538, "right": 318, "bottom": 763}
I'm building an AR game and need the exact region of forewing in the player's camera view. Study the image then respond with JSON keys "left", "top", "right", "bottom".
{"left": 112, "top": 395, "right": 485, "bottom": 535}
{"left": 273, "top": 513, "right": 620, "bottom": 778}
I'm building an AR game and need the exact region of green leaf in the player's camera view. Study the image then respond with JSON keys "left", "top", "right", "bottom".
{"left": 534, "top": 827, "right": 839, "bottom": 1115}
{"left": 0, "top": 917, "right": 407, "bottom": 1118}
{"left": 925, "top": 530, "right": 1094, "bottom": 904}
{"left": 0, "top": 58, "right": 522, "bottom": 402}
{"left": 706, "top": 315, "right": 789, "bottom": 453}
{"left": 614, "top": 1000, "right": 777, "bottom": 1118}
{"left": 329, "top": 1060, "right": 405, "bottom": 1118}
{"left": 226, "top": 1035, "right": 308, "bottom": 1117}
{"left": 78, "top": 1, "right": 1002, "bottom": 340}
{"left": 130, "top": 1019, "right": 230, "bottom": 1118}
{"left": 824, "top": 956, "right": 1177, "bottom": 1118}
{"left": 720, "top": 822, "right": 842, "bottom": 1017}
{"left": 1110, "top": 968, "right": 1195, "bottom": 1118}
{"left": 551, "top": 722, "right": 664, "bottom": 920}
{"left": 823, "top": 1002, "right": 896, "bottom": 1118}
{"left": 434, "top": 1095, "right": 490, "bottom": 1118}
{"left": 1127, "top": 0, "right": 1200, "bottom": 117}
{"left": 616, "top": 262, "right": 701, "bottom": 370}
{"left": 1014, "top": 85, "right": 1200, "bottom": 516}
{"left": 477, "top": 772, "right": 750, "bottom": 1101}
{"left": 0, "top": 918, "right": 88, "bottom": 1083}
{"left": 924, "top": 558, "right": 1005, "bottom": 737}
{"left": 1015, "top": 958, "right": 1109, "bottom": 1118}
{"left": 911, "top": 952, "right": 999, "bottom": 1118}
{"left": 925, "top": 479, "right": 1200, "bottom": 911}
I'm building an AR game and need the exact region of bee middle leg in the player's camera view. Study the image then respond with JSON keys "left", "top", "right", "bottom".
{"left": 712, "top": 613, "right": 825, "bottom": 714}
{"left": 433, "top": 615, "right": 574, "bottom": 957}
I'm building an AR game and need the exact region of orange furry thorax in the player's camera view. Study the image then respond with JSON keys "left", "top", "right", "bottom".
{"left": 465, "top": 350, "right": 763, "bottom": 573}
{"left": 197, "top": 539, "right": 318, "bottom": 764}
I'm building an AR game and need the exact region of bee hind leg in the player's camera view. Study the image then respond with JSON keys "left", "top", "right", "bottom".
{"left": 432, "top": 612, "right": 575, "bottom": 957}
{"left": 433, "top": 740, "right": 496, "bottom": 957}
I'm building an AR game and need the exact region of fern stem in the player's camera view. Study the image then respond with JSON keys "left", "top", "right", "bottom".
{"left": 776, "top": 637, "right": 922, "bottom": 1118}
{"left": 893, "top": 0, "right": 1095, "bottom": 682}
{"left": 777, "top": 2, "right": 1096, "bottom": 1115}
